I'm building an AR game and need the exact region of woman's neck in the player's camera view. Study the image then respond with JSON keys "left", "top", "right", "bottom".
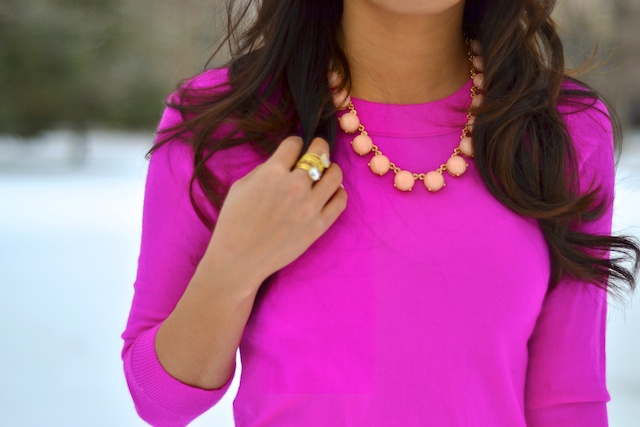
{"left": 341, "top": 0, "right": 469, "bottom": 104}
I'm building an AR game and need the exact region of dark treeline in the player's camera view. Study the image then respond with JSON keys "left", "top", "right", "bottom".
{"left": 0, "top": 0, "right": 637, "bottom": 137}
{"left": 0, "top": 0, "right": 218, "bottom": 136}
{"left": 555, "top": 0, "right": 640, "bottom": 128}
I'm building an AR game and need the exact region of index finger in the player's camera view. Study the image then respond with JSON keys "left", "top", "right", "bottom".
{"left": 267, "top": 135, "right": 304, "bottom": 168}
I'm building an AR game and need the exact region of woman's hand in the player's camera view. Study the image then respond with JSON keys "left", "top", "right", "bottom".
{"left": 205, "top": 136, "right": 348, "bottom": 290}
{"left": 155, "top": 136, "right": 347, "bottom": 391}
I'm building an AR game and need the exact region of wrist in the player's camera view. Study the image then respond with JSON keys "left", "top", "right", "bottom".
{"left": 196, "top": 245, "right": 267, "bottom": 300}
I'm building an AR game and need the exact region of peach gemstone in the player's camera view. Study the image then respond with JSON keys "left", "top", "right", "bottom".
{"left": 473, "top": 72, "right": 484, "bottom": 90}
{"left": 369, "top": 154, "right": 391, "bottom": 175}
{"left": 424, "top": 171, "right": 445, "bottom": 192}
{"left": 394, "top": 170, "right": 415, "bottom": 192}
{"left": 339, "top": 112, "right": 360, "bottom": 134}
{"left": 328, "top": 71, "right": 341, "bottom": 89}
{"left": 352, "top": 134, "right": 373, "bottom": 155}
{"left": 472, "top": 56, "right": 484, "bottom": 72}
{"left": 471, "top": 94, "right": 484, "bottom": 108}
{"left": 459, "top": 136, "right": 474, "bottom": 157}
{"left": 470, "top": 40, "right": 483, "bottom": 55}
{"left": 446, "top": 155, "right": 468, "bottom": 176}
{"left": 333, "top": 89, "right": 351, "bottom": 110}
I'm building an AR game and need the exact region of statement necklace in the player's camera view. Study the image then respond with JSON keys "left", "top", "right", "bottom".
{"left": 330, "top": 40, "right": 484, "bottom": 192}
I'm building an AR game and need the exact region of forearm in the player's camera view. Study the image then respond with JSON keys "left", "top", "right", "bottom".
{"left": 155, "top": 248, "right": 264, "bottom": 390}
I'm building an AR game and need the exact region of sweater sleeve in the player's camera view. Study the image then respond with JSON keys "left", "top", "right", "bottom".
{"left": 121, "top": 71, "right": 236, "bottom": 427}
{"left": 524, "top": 97, "right": 615, "bottom": 426}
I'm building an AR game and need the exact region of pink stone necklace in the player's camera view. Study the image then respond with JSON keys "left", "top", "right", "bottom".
{"left": 331, "top": 40, "right": 484, "bottom": 192}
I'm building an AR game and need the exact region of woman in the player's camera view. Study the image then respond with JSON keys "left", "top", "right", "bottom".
{"left": 121, "top": 0, "right": 639, "bottom": 425}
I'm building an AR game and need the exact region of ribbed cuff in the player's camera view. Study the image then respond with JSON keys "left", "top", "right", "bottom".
{"left": 526, "top": 402, "right": 608, "bottom": 427}
{"left": 125, "top": 323, "right": 235, "bottom": 418}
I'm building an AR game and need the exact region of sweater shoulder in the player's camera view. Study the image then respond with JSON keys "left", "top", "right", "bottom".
{"left": 557, "top": 79, "right": 612, "bottom": 135}
{"left": 557, "top": 79, "right": 614, "bottom": 167}
{"left": 168, "top": 67, "right": 232, "bottom": 105}
{"left": 185, "top": 67, "right": 231, "bottom": 91}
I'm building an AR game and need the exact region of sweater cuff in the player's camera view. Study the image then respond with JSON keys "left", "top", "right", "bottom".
{"left": 125, "top": 323, "right": 235, "bottom": 418}
{"left": 526, "top": 402, "right": 608, "bottom": 427}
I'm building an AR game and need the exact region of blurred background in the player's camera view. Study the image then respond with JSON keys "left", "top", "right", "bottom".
{"left": 0, "top": 1, "right": 638, "bottom": 426}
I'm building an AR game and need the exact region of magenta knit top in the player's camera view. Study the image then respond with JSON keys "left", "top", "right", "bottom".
{"left": 122, "top": 68, "right": 613, "bottom": 426}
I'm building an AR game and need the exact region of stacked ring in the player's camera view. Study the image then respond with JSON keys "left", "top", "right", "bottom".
{"left": 295, "top": 152, "right": 331, "bottom": 182}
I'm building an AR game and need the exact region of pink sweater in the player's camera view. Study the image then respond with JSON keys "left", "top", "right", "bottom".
{"left": 122, "top": 68, "right": 613, "bottom": 426}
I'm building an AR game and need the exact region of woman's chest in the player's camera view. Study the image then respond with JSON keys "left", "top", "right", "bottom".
{"left": 242, "top": 131, "right": 551, "bottom": 363}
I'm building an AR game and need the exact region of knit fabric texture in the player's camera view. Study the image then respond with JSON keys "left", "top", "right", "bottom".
{"left": 122, "top": 68, "right": 613, "bottom": 426}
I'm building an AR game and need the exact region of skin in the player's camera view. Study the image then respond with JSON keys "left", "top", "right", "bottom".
{"left": 155, "top": 0, "right": 468, "bottom": 390}
{"left": 343, "top": 0, "right": 469, "bottom": 104}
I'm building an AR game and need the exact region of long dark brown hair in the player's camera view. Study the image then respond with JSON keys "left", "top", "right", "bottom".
{"left": 152, "top": 0, "right": 639, "bottom": 296}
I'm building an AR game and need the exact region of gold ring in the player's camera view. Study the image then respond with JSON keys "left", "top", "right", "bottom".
{"left": 295, "top": 153, "right": 331, "bottom": 182}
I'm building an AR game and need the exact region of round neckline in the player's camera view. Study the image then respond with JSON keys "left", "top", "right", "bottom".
{"left": 350, "top": 78, "right": 472, "bottom": 108}
{"left": 343, "top": 79, "right": 473, "bottom": 138}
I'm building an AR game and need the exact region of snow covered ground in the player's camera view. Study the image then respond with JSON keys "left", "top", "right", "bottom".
{"left": 0, "top": 130, "right": 638, "bottom": 426}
